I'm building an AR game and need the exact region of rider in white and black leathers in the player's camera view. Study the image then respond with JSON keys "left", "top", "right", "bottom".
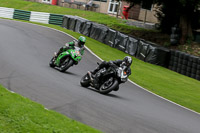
{"left": 88, "top": 56, "right": 132, "bottom": 88}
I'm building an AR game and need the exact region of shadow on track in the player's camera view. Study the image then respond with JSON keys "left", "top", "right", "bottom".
{"left": 79, "top": 85, "right": 129, "bottom": 100}
{"left": 64, "top": 71, "right": 80, "bottom": 76}
{"left": 49, "top": 66, "right": 80, "bottom": 77}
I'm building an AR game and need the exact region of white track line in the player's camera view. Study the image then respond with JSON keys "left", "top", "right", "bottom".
{"left": 2, "top": 19, "right": 200, "bottom": 116}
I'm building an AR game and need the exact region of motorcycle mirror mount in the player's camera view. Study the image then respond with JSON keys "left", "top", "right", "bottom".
{"left": 97, "top": 62, "right": 100, "bottom": 65}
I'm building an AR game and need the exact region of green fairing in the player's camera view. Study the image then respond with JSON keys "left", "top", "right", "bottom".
{"left": 68, "top": 41, "right": 74, "bottom": 45}
{"left": 55, "top": 46, "right": 82, "bottom": 66}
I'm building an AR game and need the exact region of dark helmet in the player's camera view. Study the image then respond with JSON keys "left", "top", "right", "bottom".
{"left": 78, "top": 36, "right": 86, "bottom": 47}
{"left": 123, "top": 56, "right": 132, "bottom": 67}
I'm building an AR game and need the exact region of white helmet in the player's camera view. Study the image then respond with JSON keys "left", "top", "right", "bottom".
{"left": 123, "top": 56, "right": 132, "bottom": 67}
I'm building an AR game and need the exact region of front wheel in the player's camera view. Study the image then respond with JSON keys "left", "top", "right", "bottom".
{"left": 60, "top": 58, "right": 73, "bottom": 72}
{"left": 80, "top": 74, "right": 90, "bottom": 87}
{"left": 99, "top": 78, "right": 119, "bottom": 94}
{"left": 49, "top": 57, "right": 56, "bottom": 68}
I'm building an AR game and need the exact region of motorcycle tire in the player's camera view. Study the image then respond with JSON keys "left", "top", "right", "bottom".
{"left": 60, "top": 58, "right": 73, "bottom": 72}
{"left": 49, "top": 57, "right": 56, "bottom": 68}
{"left": 99, "top": 78, "right": 119, "bottom": 94}
{"left": 80, "top": 74, "right": 90, "bottom": 87}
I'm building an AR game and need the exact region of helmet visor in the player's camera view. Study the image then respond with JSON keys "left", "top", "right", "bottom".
{"left": 79, "top": 41, "right": 85, "bottom": 46}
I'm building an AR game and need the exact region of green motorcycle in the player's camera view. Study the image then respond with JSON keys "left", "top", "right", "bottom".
{"left": 49, "top": 46, "right": 82, "bottom": 72}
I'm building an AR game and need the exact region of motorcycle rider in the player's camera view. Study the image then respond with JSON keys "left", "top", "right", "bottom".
{"left": 54, "top": 36, "right": 86, "bottom": 59}
{"left": 88, "top": 56, "right": 132, "bottom": 88}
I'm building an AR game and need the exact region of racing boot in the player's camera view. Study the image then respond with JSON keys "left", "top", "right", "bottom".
{"left": 87, "top": 71, "right": 99, "bottom": 89}
{"left": 87, "top": 71, "right": 94, "bottom": 81}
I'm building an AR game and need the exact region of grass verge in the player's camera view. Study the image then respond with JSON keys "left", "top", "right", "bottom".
{"left": 0, "top": 85, "right": 101, "bottom": 133}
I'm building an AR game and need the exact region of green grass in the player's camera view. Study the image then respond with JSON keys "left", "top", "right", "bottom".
{"left": 0, "top": 85, "right": 101, "bottom": 133}
{"left": 0, "top": 0, "right": 155, "bottom": 34}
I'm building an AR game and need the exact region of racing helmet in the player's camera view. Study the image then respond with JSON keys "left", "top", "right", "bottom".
{"left": 123, "top": 56, "right": 132, "bottom": 67}
{"left": 78, "top": 36, "right": 86, "bottom": 47}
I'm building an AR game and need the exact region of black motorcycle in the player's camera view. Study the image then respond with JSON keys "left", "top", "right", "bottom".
{"left": 80, "top": 63, "right": 128, "bottom": 94}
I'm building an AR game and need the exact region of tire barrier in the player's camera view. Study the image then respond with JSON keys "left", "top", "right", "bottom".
{"left": 114, "top": 32, "right": 129, "bottom": 52}
{"left": 13, "top": 9, "right": 31, "bottom": 21}
{"left": 49, "top": 14, "right": 63, "bottom": 26}
{"left": 0, "top": 7, "right": 14, "bottom": 19}
{"left": 136, "top": 40, "right": 150, "bottom": 61}
{"left": 89, "top": 23, "right": 108, "bottom": 43}
{"left": 68, "top": 16, "right": 77, "bottom": 31}
{"left": 104, "top": 29, "right": 117, "bottom": 47}
{"left": 145, "top": 43, "right": 170, "bottom": 67}
{"left": 0, "top": 7, "right": 199, "bottom": 80}
{"left": 74, "top": 17, "right": 88, "bottom": 33}
{"left": 62, "top": 15, "right": 72, "bottom": 29}
{"left": 125, "top": 37, "right": 138, "bottom": 56}
{"left": 168, "top": 50, "right": 200, "bottom": 80}
{"left": 80, "top": 21, "right": 92, "bottom": 37}
{"left": 63, "top": 15, "right": 92, "bottom": 36}
{"left": 0, "top": 7, "right": 63, "bottom": 26}
{"left": 30, "top": 11, "right": 50, "bottom": 24}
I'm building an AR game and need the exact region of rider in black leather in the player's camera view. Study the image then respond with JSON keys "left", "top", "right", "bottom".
{"left": 88, "top": 56, "right": 132, "bottom": 88}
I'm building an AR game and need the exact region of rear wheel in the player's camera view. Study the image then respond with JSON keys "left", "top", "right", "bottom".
{"left": 60, "top": 57, "right": 73, "bottom": 72}
{"left": 99, "top": 77, "right": 119, "bottom": 94}
{"left": 80, "top": 74, "right": 90, "bottom": 87}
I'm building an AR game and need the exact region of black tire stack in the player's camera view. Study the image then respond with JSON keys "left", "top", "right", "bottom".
{"left": 61, "top": 15, "right": 200, "bottom": 81}
{"left": 169, "top": 50, "right": 200, "bottom": 80}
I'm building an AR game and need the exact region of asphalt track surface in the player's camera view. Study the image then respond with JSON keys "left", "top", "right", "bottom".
{"left": 0, "top": 19, "right": 200, "bottom": 133}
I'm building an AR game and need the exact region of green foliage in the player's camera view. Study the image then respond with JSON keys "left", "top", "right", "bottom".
{"left": 0, "top": 85, "right": 101, "bottom": 133}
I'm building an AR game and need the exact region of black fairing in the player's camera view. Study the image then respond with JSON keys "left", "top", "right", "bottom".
{"left": 96, "top": 66, "right": 119, "bottom": 86}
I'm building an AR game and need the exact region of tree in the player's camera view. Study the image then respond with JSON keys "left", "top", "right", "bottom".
{"left": 122, "top": 0, "right": 200, "bottom": 44}
{"left": 155, "top": 0, "right": 200, "bottom": 44}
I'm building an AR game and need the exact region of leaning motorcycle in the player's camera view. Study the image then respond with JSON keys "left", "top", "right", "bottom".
{"left": 49, "top": 46, "right": 82, "bottom": 72}
{"left": 80, "top": 63, "right": 128, "bottom": 94}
